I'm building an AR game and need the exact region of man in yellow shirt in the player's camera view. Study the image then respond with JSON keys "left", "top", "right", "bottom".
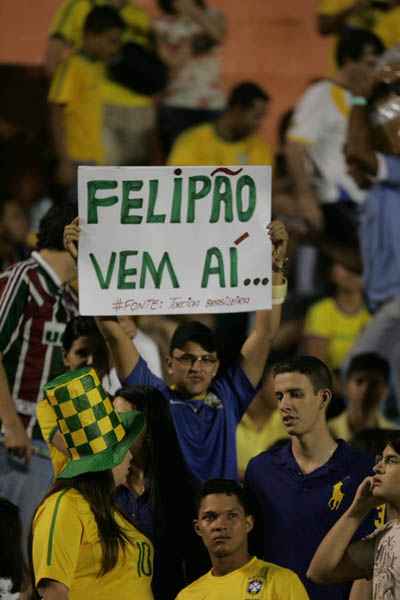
{"left": 176, "top": 479, "right": 309, "bottom": 600}
{"left": 329, "top": 352, "right": 397, "bottom": 440}
{"left": 168, "top": 82, "right": 273, "bottom": 166}
{"left": 49, "top": 6, "right": 124, "bottom": 186}
{"left": 47, "top": 0, "right": 157, "bottom": 166}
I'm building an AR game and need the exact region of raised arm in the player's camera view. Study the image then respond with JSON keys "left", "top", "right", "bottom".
{"left": 175, "top": 0, "right": 226, "bottom": 42}
{"left": 240, "top": 221, "right": 288, "bottom": 387}
{"left": 307, "top": 476, "right": 378, "bottom": 584}
{"left": 63, "top": 220, "right": 141, "bottom": 381}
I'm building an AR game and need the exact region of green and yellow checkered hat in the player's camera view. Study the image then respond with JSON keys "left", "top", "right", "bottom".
{"left": 44, "top": 367, "right": 144, "bottom": 479}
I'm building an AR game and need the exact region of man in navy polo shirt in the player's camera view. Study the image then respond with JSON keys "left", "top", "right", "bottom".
{"left": 245, "top": 355, "right": 380, "bottom": 600}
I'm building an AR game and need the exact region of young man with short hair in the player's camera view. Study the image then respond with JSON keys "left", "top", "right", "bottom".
{"left": 63, "top": 219, "right": 288, "bottom": 484}
{"left": 329, "top": 352, "right": 396, "bottom": 441}
{"left": 308, "top": 434, "right": 400, "bottom": 599}
{"left": 245, "top": 355, "right": 379, "bottom": 600}
{"left": 0, "top": 202, "right": 78, "bottom": 537}
{"left": 167, "top": 82, "right": 273, "bottom": 166}
{"left": 176, "top": 478, "right": 309, "bottom": 599}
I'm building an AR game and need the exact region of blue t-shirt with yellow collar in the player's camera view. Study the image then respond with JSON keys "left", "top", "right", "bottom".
{"left": 125, "top": 357, "right": 257, "bottom": 483}
{"left": 245, "top": 439, "right": 380, "bottom": 600}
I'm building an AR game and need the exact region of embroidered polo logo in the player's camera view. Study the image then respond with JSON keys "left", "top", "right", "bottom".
{"left": 328, "top": 481, "right": 345, "bottom": 510}
{"left": 247, "top": 578, "right": 264, "bottom": 594}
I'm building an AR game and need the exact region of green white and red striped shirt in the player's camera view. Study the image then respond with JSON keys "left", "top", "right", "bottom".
{"left": 0, "top": 252, "right": 78, "bottom": 430}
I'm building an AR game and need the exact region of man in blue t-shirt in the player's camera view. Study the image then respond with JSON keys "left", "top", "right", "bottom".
{"left": 64, "top": 220, "right": 288, "bottom": 484}
{"left": 245, "top": 355, "right": 381, "bottom": 600}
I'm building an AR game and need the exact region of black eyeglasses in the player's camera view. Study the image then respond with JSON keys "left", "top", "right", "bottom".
{"left": 172, "top": 353, "right": 218, "bottom": 369}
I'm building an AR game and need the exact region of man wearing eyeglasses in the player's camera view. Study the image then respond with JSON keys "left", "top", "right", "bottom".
{"left": 66, "top": 220, "right": 288, "bottom": 484}
{"left": 308, "top": 435, "right": 400, "bottom": 599}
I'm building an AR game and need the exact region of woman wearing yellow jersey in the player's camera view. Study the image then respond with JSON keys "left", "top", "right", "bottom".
{"left": 30, "top": 367, "right": 153, "bottom": 600}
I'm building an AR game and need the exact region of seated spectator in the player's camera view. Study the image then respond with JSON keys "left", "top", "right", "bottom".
{"left": 308, "top": 433, "right": 400, "bottom": 596}
{"left": 0, "top": 196, "right": 29, "bottom": 271}
{"left": 48, "top": 6, "right": 124, "bottom": 187}
{"left": 155, "top": 0, "right": 226, "bottom": 156}
{"left": 167, "top": 81, "right": 272, "bottom": 166}
{"left": 236, "top": 367, "right": 287, "bottom": 480}
{"left": 47, "top": 0, "right": 159, "bottom": 166}
{"left": 0, "top": 498, "right": 26, "bottom": 599}
{"left": 31, "top": 368, "right": 152, "bottom": 600}
{"left": 63, "top": 219, "right": 288, "bottom": 484}
{"left": 176, "top": 479, "right": 309, "bottom": 600}
{"left": 329, "top": 353, "right": 397, "bottom": 440}
{"left": 303, "top": 250, "right": 370, "bottom": 377}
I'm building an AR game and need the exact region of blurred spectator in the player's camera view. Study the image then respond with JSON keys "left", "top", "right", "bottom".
{"left": 0, "top": 498, "right": 26, "bottom": 599}
{"left": 245, "top": 356, "right": 379, "bottom": 600}
{"left": 236, "top": 367, "right": 287, "bottom": 480}
{"left": 48, "top": 6, "right": 125, "bottom": 187}
{"left": 0, "top": 197, "right": 29, "bottom": 271}
{"left": 286, "top": 29, "right": 384, "bottom": 241}
{"left": 47, "top": 0, "right": 159, "bottom": 166}
{"left": 345, "top": 50, "right": 400, "bottom": 417}
{"left": 303, "top": 250, "right": 370, "bottom": 376}
{"left": 0, "top": 203, "right": 78, "bottom": 541}
{"left": 317, "top": 0, "right": 400, "bottom": 51}
{"left": 329, "top": 353, "right": 396, "bottom": 440}
{"left": 155, "top": 0, "right": 226, "bottom": 156}
{"left": 168, "top": 81, "right": 272, "bottom": 166}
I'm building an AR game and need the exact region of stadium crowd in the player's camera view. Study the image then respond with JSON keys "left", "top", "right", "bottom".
{"left": 1, "top": 1, "right": 400, "bottom": 599}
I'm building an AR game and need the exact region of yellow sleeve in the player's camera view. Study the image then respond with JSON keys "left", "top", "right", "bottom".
{"left": 304, "top": 300, "right": 332, "bottom": 338}
{"left": 374, "top": 8, "right": 400, "bottom": 49}
{"left": 167, "top": 130, "right": 204, "bottom": 165}
{"left": 317, "top": 0, "right": 354, "bottom": 16}
{"left": 36, "top": 399, "right": 57, "bottom": 442}
{"left": 251, "top": 139, "right": 273, "bottom": 165}
{"left": 33, "top": 491, "right": 82, "bottom": 590}
{"left": 48, "top": 0, "right": 92, "bottom": 48}
{"left": 270, "top": 568, "right": 310, "bottom": 600}
{"left": 49, "top": 57, "right": 79, "bottom": 106}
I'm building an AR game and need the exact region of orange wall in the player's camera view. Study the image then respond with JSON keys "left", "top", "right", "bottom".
{"left": 0, "top": 0, "right": 331, "bottom": 142}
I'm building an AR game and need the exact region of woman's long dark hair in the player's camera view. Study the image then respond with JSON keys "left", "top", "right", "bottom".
{"left": 0, "top": 498, "right": 25, "bottom": 592}
{"left": 29, "top": 470, "right": 131, "bottom": 597}
{"left": 116, "top": 385, "right": 196, "bottom": 539}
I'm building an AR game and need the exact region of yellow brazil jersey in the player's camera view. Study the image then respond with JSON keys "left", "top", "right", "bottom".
{"left": 375, "top": 7, "right": 400, "bottom": 48}
{"left": 236, "top": 411, "right": 287, "bottom": 477}
{"left": 304, "top": 297, "right": 370, "bottom": 371}
{"left": 175, "top": 557, "right": 309, "bottom": 600}
{"left": 317, "top": 0, "right": 379, "bottom": 30}
{"left": 49, "top": 51, "right": 105, "bottom": 163}
{"left": 36, "top": 399, "right": 68, "bottom": 477}
{"left": 329, "top": 410, "right": 398, "bottom": 442}
{"left": 33, "top": 489, "right": 154, "bottom": 600}
{"left": 49, "top": 0, "right": 152, "bottom": 107}
{"left": 167, "top": 124, "right": 273, "bottom": 166}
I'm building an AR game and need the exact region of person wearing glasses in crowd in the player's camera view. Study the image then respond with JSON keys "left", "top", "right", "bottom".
{"left": 308, "top": 434, "right": 400, "bottom": 599}
{"left": 63, "top": 219, "right": 288, "bottom": 484}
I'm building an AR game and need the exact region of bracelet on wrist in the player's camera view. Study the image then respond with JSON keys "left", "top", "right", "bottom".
{"left": 272, "top": 278, "right": 288, "bottom": 305}
{"left": 350, "top": 95, "right": 368, "bottom": 106}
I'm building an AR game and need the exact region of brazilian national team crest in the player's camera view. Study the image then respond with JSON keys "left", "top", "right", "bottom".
{"left": 247, "top": 578, "right": 264, "bottom": 594}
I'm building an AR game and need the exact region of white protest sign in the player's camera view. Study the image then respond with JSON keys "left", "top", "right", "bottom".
{"left": 78, "top": 166, "right": 271, "bottom": 316}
